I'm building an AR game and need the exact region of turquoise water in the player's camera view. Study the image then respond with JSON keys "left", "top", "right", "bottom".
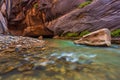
{"left": 0, "top": 39, "right": 120, "bottom": 80}
{"left": 47, "top": 39, "right": 120, "bottom": 68}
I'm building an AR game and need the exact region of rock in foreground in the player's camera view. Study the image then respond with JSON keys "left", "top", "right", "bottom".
{"left": 0, "top": 35, "right": 45, "bottom": 50}
{"left": 74, "top": 28, "right": 111, "bottom": 46}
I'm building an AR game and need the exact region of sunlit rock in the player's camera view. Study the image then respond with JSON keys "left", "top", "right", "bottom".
{"left": 23, "top": 25, "right": 53, "bottom": 37}
{"left": 74, "top": 28, "right": 111, "bottom": 46}
{"left": 38, "top": 36, "right": 43, "bottom": 40}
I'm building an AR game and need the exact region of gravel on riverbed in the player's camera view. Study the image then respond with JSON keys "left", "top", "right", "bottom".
{"left": 0, "top": 35, "right": 45, "bottom": 50}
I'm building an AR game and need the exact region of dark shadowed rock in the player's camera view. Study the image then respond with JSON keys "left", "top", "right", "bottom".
{"left": 74, "top": 28, "right": 111, "bottom": 46}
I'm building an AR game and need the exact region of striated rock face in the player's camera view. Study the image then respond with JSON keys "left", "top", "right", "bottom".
{"left": 22, "top": 8, "right": 53, "bottom": 37}
{"left": 8, "top": 7, "right": 53, "bottom": 36}
{"left": 7, "top": 0, "right": 84, "bottom": 36}
{"left": 74, "top": 28, "right": 111, "bottom": 46}
{"left": 47, "top": 0, "right": 120, "bottom": 35}
{"left": 38, "top": 0, "right": 85, "bottom": 21}
{"left": 0, "top": 0, "right": 11, "bottom": 35}
{"left": 1, "top": 0, "right": 120, "bottom": 38}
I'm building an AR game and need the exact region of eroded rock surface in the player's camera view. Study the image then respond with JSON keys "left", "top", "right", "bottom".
{"left": 74, "top": 28, "right": 111, "bottom": 46}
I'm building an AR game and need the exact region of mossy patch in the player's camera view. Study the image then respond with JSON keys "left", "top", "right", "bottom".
{"left": 62, "top": 31, "right": 90, "bottom": 37}
{"left": 111, "top": 29, "right": 120, "bottom": 37}
{"left": 79, "top": 30, "right": 90, "bottom": 37}
{"left": 78, "top": 0, "right": 92, "bottom": 8}
{"left": 34, "top": 3, "right": 39, "bottom": 9}
{"left": 64, "top": 32, "right": 79, "bottom": 37}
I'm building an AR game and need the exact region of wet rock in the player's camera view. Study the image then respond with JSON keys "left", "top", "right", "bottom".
{"left": 84, "top": 60, "right": 93, "bottom": 64}
{"left": 74, "top": 28, "right": 111, "bottom": 46}
{"left": 0, "top": 61, "right": 20, "bottom": 74}
{"left": 18, "top": 63, "right": 34, "bottom": 72}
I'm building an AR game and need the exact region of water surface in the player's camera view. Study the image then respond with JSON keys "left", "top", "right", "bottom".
{"left": 0, "top": 39, "right": 120, "bottom": 80}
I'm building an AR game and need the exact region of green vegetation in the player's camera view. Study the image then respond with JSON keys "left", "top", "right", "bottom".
{"left": 79, "top": 30, "right": 90, "bottom": 37}
{"left": 79, "top": 1, "right": 92, "bottom": 8}
{"left": 111, "top": 29, "right": 120, "bottom": 37}
{"left": 63, "top": 29, "right": 120, "bottom": 38}
{"left": 34, "top": 3, "right": 38, "bottom": 9}
{"left": 64, "top": 32, "right": 79, "bottom": 37}
{"left": 62, "top": 30, "right": 90, "bottom": 37}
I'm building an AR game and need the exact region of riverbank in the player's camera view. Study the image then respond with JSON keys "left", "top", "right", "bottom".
{"left": 0, "top": 35, "right": 119, "bottom": 51}
{"left": 53, "top": 36, "right": 120, "bottom": 45}
{"left": 0, "top": 35, "right": 45, "bottom": 51}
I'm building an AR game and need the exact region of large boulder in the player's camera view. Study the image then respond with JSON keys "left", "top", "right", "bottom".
{"left": 74, "top": 28, "right": 111, "bottom": 46}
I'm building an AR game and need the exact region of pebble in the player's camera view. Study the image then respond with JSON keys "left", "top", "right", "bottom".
{"left": 38, "top": 36, "right": 43, "bottom": 40}
{"left": 15, "top": 45, "right": 22, "bottom": 52}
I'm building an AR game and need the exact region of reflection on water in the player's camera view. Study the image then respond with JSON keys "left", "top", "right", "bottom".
{"left": 0, "top": 39, "right": 120, "bottom": 80}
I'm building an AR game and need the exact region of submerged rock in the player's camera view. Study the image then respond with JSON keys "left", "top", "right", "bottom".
{"left": 74, "top": 28, "right": 111, "bottom": 46}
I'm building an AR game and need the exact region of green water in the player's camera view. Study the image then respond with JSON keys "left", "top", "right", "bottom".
{"left": 0, "top": 39, "right": 120, "bottom": 80}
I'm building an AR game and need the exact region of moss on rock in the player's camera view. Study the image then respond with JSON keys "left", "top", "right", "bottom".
{"left": 111, "top": 29, "right": 120, "bottom": 37}
{"left": 61, "top": 30, "right": 90, "bottom": 38}
{"left": 78, "top": 0, "right": 92, "bottom": 8}
{"left": 79, "top": 30, "right": 90, "bottom": 37}
{"left": 64, "top": 32, "right": 79, "bottom": 37}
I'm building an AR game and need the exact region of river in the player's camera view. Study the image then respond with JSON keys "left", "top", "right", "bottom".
{"left": 0, "top": 39, "right": 120, "bottom": 80}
